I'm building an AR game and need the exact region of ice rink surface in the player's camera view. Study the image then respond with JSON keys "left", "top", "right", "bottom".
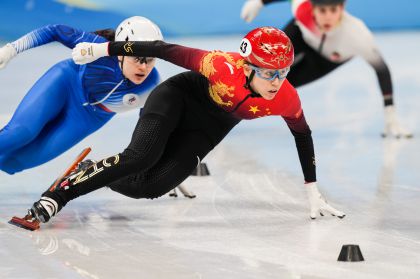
{"left": 0, "top": 32, "right": 419, "bottom": 278}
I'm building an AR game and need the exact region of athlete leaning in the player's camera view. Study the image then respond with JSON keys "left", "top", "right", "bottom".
{"left": 241, "top": 0, "right": 412, "bottom": 138}
{"left": 0, "top": 16, "right": 161, "bottom": 174}
{"left": 27, "top": 27, "right": 345, "bottom": 223}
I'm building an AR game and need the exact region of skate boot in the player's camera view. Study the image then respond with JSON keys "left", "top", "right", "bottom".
{"left": 30, "top": 196, "right": 60, "bottom": 223}
{"left": 32, "top": 158, "right": 97, "bottom": 223}
{"left": 75, "top": 159, "right": 96, "bottom": 172}
{"left": 9, "top": 148, "right": 93, "bottom": 230}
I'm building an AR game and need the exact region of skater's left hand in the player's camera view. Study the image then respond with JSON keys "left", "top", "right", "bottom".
{"left": 305, "top": 182, "right": 345, "bottom": 220}
{"left": 241, "top": 0, "right": 264, "bottom": 23}
{"left": 72, "top": 42, "right": 109, "bottom": 65}
{"left": 0, "top": 43, "right": 17, "bottom": 69}
{"left": 382, "top": 105, "right": 413, "bottom": 138}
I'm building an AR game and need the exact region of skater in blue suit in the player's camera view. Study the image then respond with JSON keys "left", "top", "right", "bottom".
{"left": 0, "top": 16, "right": 162, "bottom": 174}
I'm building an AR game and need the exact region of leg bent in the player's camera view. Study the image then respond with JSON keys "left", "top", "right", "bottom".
{"left": 0, "top": 103, "right": 111, "bottom": 173}
{"left": 0, "top": 62, "right": 71, "bottom": 154}
{"left": 109, "top": 131, "right": 214, "bottom": 199}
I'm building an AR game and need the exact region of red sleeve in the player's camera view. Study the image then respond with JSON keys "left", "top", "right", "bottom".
{"left": 108, "top": 40, "right": 209, "bottom": 73}
{"left": 279, "top": 80, "right": 304, "bottom": 120}
{"left": 280, "top": 81, "right": 308, "bottom": 135}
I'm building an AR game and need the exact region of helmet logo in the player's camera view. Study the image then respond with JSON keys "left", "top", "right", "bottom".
{"left": 123, "top": 42, "right": 134, "bottom": 54}
{"left": 260, "top": 43, "right": 276, "bottom": 54}
{"left": 239, "top": 38, "right": 252, "bottom": 57}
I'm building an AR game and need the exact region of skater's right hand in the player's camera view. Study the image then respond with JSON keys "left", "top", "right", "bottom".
{"left": 0, "top": 43, "right": 17, "bottom": 69}
{"left": 305, "top": 182, "right": 346, "bottom": 220}
{"left": 241, "top": 0, "right": 264, "bottom": 23}
{"left": 72, "top": 42, "right": 109, "bottom": 65}
{"left": 382, "top": 105, "right": 413, "bottom": 138}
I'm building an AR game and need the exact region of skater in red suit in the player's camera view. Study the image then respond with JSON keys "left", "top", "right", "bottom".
{"left": 27, "top": 27, "right": 345, "bottom": 226}
{"left": 241, "top": 0, "right": 412, "bottom": 138}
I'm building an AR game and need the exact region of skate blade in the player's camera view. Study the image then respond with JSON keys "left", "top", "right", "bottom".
{"left": 9, "top": 216, "right": 40, "bottom": 231}
{"left": 177, "top": 186, "right": 196, "bottom": 199}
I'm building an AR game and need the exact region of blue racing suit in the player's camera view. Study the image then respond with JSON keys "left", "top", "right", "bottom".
{"left": 0, "top": 25, "right": 160, "bottom": 174}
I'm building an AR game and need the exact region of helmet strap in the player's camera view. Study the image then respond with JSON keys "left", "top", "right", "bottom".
{"left": 243, "top": 70, "right": 261, "bottom": 97}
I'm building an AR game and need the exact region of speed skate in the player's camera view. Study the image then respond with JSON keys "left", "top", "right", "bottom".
{"left": 8, "top": 148, "right": 92, "bottom": 231}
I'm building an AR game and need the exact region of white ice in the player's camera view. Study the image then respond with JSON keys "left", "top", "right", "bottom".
{"left": 0, "top": 32, "right": 419, "bottom": 279}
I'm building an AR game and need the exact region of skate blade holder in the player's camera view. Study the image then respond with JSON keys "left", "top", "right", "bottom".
{"left": 8, "top": 147, "right": 92, "bottom": 232}
{"left": 169, "top": 185, "right": 196, "bottom": 199}
{"left": 9, "top": 214, "right": 40, "bottom": 231}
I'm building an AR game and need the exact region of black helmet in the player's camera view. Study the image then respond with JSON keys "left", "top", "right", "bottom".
{"left": 310, "top": 0, "right": 345, "bottom": 5}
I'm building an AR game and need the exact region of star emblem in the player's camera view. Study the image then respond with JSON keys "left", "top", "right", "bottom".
{"left": 249, "top": 105, "right": 260, "bottom": 114}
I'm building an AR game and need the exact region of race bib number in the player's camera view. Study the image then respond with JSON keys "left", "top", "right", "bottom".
{"left": 239, "top": 38, "right": 252, "bottom": 57}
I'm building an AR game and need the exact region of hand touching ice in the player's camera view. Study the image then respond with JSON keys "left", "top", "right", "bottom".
{"left": 305, "top": 182, "right": 346, "bottom": 220}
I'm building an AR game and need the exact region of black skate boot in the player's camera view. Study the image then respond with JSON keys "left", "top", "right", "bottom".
{"left": 32, "top": 159, "right": 97, "bottom": 223}
{"left": 75, "top": 159, "right": 96, "bottom": 173}
{"left": 30, "top": 197, "right": 60, "bottom": 223}
{"left": 9, "top": 148, "right": 93, "bottom": 230}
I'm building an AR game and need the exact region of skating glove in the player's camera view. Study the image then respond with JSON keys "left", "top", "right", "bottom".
{"left": 382, "top": 105, "right": 413, "bottom": 138}
{"left": 0, "top": 43, "right": 17, "bottom": 69}
{"left": 305, "top": 182, "right": 345, "bottom": 220}
{"left": 72, "top": 42, "right": 109, "bottom": 65}
{"left": 241, "top": 0, "right": 264, "bottom": 23}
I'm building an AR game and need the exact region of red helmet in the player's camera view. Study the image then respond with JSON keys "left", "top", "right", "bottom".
{"left": 239, "top": 27, "right": 294, "bottom": 69}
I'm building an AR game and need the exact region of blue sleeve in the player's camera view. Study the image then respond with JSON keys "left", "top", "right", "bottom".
{"left": 11, "top": 24, "right": 108, "bottom": 54}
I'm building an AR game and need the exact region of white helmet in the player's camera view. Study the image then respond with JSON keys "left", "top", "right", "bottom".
{"left": 115, "top": 16, "right": 163, "bottom": 42}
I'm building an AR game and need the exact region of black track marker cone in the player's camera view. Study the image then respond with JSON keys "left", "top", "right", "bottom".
{"left": 337, "top": 244, "right": 365, "bottom": 262}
